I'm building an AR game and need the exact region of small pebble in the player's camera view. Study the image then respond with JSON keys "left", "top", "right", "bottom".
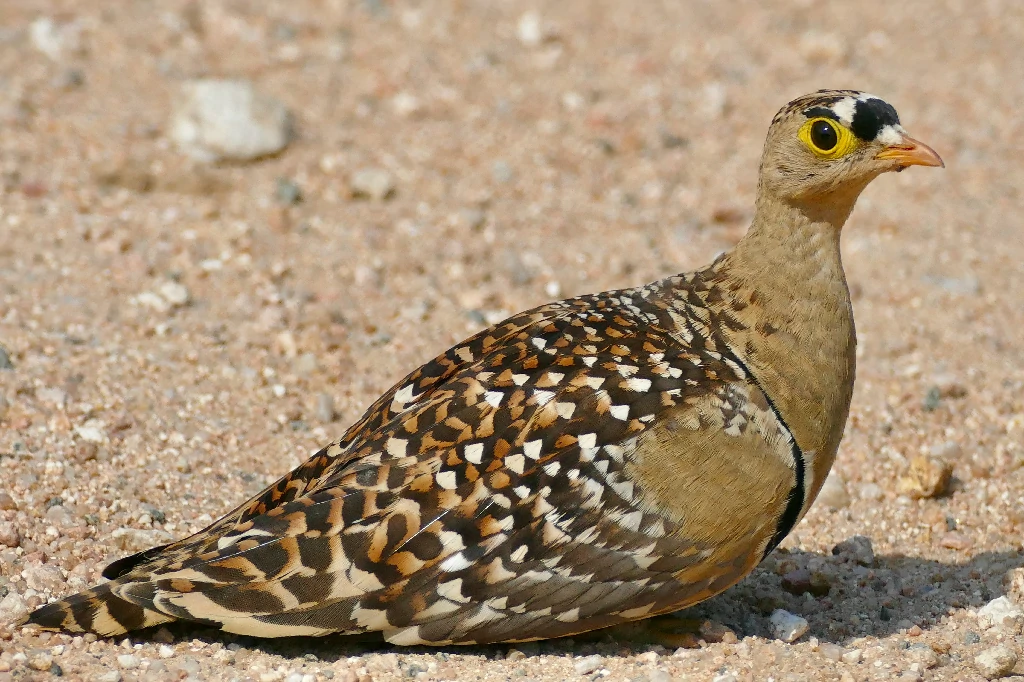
{"left": 0, "top": 492, "right": 16, "bottom": 510}
{"left": 492, "top": 160, "right": 515, "bottom": 184}
{"left": 25, "top": 565, "right": 64, "bottom": 592}
{"left": 276, "top": 177, "right": 303, "bottom": 205}
{"left": 573, "top": 654, "right": 603, "bottom": 675}
{"left": 159, "top": 281, "right": 191, "bottom": 308}
{"left": 974, "top": 644, "right": 1018, "bottom": 679}
{"left": 0, "top": 592, "right": 28, "bottom": 622}
{"left": 978, "top": 596, "right": 1024, "bottom": 629}
{"left": 818, "top": 643, "right": 848, "bottom": 662}
{"left": 896, "top": 454, "right": 953, "bottom": 498}
{"left": 0, "top": 522, "right": 20, "bottom": 548}
{"left": 1005, "top": 568, "right": 1024, "bottom": 604}
{"left": 859, "top": 482, "right": 884, "bottom": 501}
{"left": 769, "top": 609, "right": 809, "bottom": 642}
{"left": 780, "top": 568, "right": 831, "bottom": 596}
{"left": 832, "top": 535, "right": 875, "bottom": 566}
{"left": 940, "top": 531, "right": 973, "bottom": 550}
{"left": 172, "top": 79, "right": 293, "bottom": 163}
{"left": 117, "top": 654, "right": 140, "bottom": 669}
{"left": 315, "top": 393, "right": 336, "bottom": 423}
{"left": 647, "top": 671, "right": 671, "bottom": 682}
{"left": 932, "top": 374, "right": 968, "bottom": 398}
{"left": 94, "top": 671, "right": 123, "bottom": 682}
{"left": 712, "top": 674, "right": 738, "bottom": 682}
{"left": 516, "top": 11, "right": 544, "bottom": 46}
{"left": 907, "top": 643, "right": 939, "bottom": 669}
{"left": 27, "top": 651, "right": 53, "bottom": 671}
{"left": 0, "top": 345, "right": 12, "bottom": 369}
{"left": 350, "top": 168, "right": 395, "bottom": 201}
{"left": 816, "top": 472, "right": 851, "bottom": 509}
{"left": 841, "top": 648, "right": 863, "bottom": 664}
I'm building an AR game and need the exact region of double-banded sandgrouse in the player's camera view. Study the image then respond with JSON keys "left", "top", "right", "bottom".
{"left": 24, "top": 90, "right": 942, "bottom": 644}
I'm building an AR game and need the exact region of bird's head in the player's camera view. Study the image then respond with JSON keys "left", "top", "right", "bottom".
{"left": 758, "top": 90, "right": 943, "bottom": 212}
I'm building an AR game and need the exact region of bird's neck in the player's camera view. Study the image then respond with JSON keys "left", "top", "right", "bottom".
{"left": 702, "top": 192, "right": 859, "bottom": 509}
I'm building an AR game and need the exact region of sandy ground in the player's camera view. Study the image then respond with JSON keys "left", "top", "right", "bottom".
{"left": 1, "top": 0, "right": 1024, "bottom": 680}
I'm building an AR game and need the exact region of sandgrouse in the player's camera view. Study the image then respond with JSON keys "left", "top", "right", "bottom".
{"left": 24, "top": 90, "right": 942, "bottom": 645}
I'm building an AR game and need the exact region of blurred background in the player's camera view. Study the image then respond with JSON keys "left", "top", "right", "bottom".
{"left": 0, "top": 1, "right": 1022, "bottom": 679}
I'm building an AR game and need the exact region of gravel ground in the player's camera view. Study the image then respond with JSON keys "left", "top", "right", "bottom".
{"left": 1, "top": 1, "right": 1023, "bottom": 680}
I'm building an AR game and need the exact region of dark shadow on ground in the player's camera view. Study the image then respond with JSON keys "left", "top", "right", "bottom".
{"left": 138, "top": 546, "right": 1024, "bottom": 663}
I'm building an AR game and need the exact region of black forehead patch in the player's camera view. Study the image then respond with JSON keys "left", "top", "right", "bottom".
{"left": 850, "top": 98, "right": 900, "bottom": 141}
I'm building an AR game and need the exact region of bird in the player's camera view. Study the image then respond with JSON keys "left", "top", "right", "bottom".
{"left": 23, "top": 89, "right": 942, "bottom": 645}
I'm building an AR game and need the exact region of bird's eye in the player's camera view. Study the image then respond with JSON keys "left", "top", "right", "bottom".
{"left": 810, "top": 120, "right": 838, "bottom": 151}
{"left": 798, "top": 117, "right": 857, "bottom": 159}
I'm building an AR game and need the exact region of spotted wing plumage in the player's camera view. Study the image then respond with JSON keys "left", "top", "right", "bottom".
{"left": 26, "top": 278, "right": 800, "bottom": 642}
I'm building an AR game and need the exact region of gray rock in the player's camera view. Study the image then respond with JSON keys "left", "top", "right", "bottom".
{"left": 172, "top": 80, "right": 293, "bottom": 163}
{"left": 0, "top": 344, "right": 12, "bottom": 369}
{"left": 975, "top": 645, "right": 1018, "bottom": 679}
{"left": 832, "top": 535, "right": 875, "bottom": 566}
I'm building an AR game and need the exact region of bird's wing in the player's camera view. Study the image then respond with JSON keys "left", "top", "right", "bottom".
{"left": 30, "top": 287, "right": 801, "bottom": 641}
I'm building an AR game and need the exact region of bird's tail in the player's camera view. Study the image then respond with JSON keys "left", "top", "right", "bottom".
{"left": 20, "top": 581, "right": 173, "bottom": 636}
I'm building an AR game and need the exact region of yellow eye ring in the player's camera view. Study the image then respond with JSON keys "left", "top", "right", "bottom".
{"left": 798, "top": 117, "right": 858, "bottom": 159}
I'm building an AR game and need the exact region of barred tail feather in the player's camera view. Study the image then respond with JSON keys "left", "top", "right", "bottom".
{"left": 21, "top": 582, "right": 174, "bottom": 636}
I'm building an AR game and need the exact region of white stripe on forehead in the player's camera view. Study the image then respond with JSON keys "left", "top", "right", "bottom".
{"left": 830, "top": 97, "right": 858, "bottom": 126}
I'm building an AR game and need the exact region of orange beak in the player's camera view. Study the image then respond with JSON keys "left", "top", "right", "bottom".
{"left": 874, "top": 134, "right": 944, "bottom": 169}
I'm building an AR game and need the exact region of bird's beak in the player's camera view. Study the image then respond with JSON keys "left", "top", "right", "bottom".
{"left": 875, "top": 135, "right": 944, "bottom": 169}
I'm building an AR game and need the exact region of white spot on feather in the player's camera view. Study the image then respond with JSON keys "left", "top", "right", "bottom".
{"left": 505, "top": 453, "right": 526, "bottom": 474}
{"left": 626, "top": 377, "right": 652, "bottom": 392}
{"left": 484, "top": 391, "right": 505, "bottom": 407}
{"left": 523, "top": 439, "right": 543, "bottom": 459}
{"left": 436, "top": 470, "right": 458, "bottom": 489}
{"left": 464, "top": 442, "right": 484, "bottom": 464}
{"left": 609, "top": 404, "right": 629, "bottom": 420}
{"left": 440, "top": 552, "right": 472, "bottom": 572}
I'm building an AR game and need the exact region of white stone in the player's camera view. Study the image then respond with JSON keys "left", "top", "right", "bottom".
{"left": 817, "top": 472, "right": 851, "bottom": 509}
{"left": 769, "top": 609, "right": 809, "bottom": 643}
{"left": 974, "top": 644, "right": 1018, "bottom": 679}
{"left": 978, "top": 596, "right": 1024, "bottom": 629}
{"left": 75, "top": 421, "right": 107, "bottom": 443}
{"left": 158, "top": 281, "right": 191, "bottom": 307}
{"left": 516, "top": 11, "right": 543, "bottom": 46}
{"left": 573, "top": 654, "right": 604, "bottom": 675}
{"left": 841, "top": 648, "right": 863, "bottom": 664}
{"left": 0, "top": 592, "right": 28, "bottom": 623}
{"left": 30, "top": 17, "right": 83, "bottom": 61}
{"left": 93, "top": 671, "right": 123, "bottom": 682}
{"left": 350, "top": 168, "right": 395, "bottom": 201}
{"left": 25, "top": 565, "right": 65, "bottom": 592}
{"left": 117, "top": 654, "right": 140, "bottom": 669}
{"left": 135, "top": 291, "right": 170, "bottom": 313}
{"left": 172, "top": 80, "right": 293, "bottom": 163}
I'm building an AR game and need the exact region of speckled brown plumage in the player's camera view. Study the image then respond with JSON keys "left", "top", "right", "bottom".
{"left": 23, "top": 90, "right": 942, "bottom": 644}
